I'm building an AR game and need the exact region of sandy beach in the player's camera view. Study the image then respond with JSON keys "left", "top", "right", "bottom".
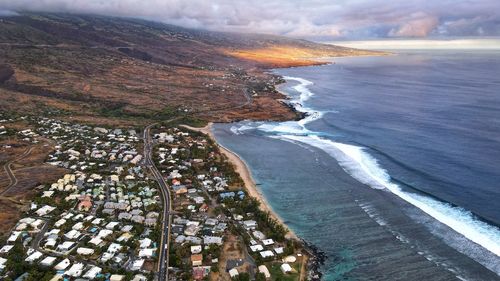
{"left": 182, "top": 123, "right": 299, "bottom": 240}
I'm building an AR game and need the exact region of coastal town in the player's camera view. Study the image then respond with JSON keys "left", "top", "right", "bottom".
{"left": 1, "top": 4, "right": 499, "bottom": 281}
{"left": 0, "top": 114, "right": 314, "bottom": 281}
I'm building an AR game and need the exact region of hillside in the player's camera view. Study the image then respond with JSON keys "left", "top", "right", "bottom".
{"left": 0, "top": 13, "right": 380, "bottom": 125}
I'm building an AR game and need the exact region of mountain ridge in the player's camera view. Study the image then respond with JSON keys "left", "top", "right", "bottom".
{"left": 0, "top": 12, "right": 380, "bottom": 125}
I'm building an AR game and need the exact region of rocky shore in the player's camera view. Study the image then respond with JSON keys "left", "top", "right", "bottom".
{"left": 302, "top": 239, "right": 327, "bottom": 281}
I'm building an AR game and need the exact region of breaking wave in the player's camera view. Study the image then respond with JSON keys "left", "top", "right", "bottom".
{"left": 231, "top": 76, "right": 500, "bottom": 260}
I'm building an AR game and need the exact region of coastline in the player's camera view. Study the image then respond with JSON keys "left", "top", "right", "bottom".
{"left": 179, "top": 53, "right": 500, "bottom": 280}
{"left": 182, "top": 122, "right": 328, "bottom": 280}
{"left": 181, "top": 123, "right": 298, "bottom": 240}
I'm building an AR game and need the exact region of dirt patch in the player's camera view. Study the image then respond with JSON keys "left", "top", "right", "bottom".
{"left": 0, "top": 136, "right": 67, "bottom": 236}
{"left": 0, "top": 197, "right": 28, "bottom": 239}
{"left": 0, "top": 14, "right": 383, "bottom": 126}
{"left": 3, "top": 165, "right": 67, "bottom": 195}
{"left": 218, "top": 235, "right": 251, "bottom": 281}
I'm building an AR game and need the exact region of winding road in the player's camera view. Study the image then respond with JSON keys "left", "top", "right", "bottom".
{"left": 1, "top": 147, "right": 32, "bottom": 196}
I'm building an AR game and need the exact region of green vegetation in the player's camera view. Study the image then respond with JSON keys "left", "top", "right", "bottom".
{"left": 268, "top": 262, "right": 300, "bottom": 281}
{"left": 255, "top": 272, "right": 267, "bottom": 281}
{"left": 0, "top": 127, "right": 17, "bottom": 138}
{"left": 2, "top": 241, "right": 55, "bottom": 281}
{"left": 99, "top": 104, "right": 210, "bottom": 127}
{"left": 168, "top": 115, "right": 208, "bottom": 128}
{"left": 223, "top": 197, "right": 287, "bottom": 242}
{"left": 232, "top": 272, "right": 250, "bottom": 281}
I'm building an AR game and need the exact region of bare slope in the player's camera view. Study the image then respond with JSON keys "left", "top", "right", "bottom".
{"left": 0, "top": 13, "right": 380, "bottom": 124}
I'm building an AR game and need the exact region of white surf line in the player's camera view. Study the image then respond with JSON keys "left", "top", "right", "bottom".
{"left": 272, "top": 76, "right": 500, "bottom": 258}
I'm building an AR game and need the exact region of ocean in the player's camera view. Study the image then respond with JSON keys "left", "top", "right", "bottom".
{"left": 213, "top": 50, "right": 500, "bottom": 280}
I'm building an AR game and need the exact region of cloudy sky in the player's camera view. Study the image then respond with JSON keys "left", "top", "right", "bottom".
{"left": 1, "top": 0, "right": 499, "bottom": 39}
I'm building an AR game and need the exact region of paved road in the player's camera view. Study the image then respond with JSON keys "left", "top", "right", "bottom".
{"left": 143, "top": 124, "right": 173, "bottom": 281}
{"left": 140, "top": 87, "right": 253, "bottom": 280}
{"left": 31, "top": 218, "right": 50, "bottom": 251}
{"left": 1, "top": 147, "right": 32, "bottom": 195}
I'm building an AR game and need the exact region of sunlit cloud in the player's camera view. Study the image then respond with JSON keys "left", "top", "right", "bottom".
{"left": 0, "top": 0, "right": 499, "bottom": 39}
{"left": 330, "top": 39, "right": 500, "bottom": 50}
{"left": 388, "top": 13, "right": 439, "bottom": 37}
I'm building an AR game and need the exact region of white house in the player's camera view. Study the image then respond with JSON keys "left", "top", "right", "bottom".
{"left": 259, "top": 250, "right": 274, "bottom": 258}
{"left": 258, "top": 265, "right": 271, "bottom": 278}
{"left": 89, "top": 237, "right": 104, "bottom": 246}
{"left": 229, "top": 268, "right": 239, "bottom": 278}
{"left": 0, "top": 245, "right": 13, "bottom": 254}
{"left": 191, "top": 245, "right": 202, "bottom": 254}
{"left": 107, "top": 243, "right": 122, "bottom": 254}
{"left": 252, "top": 231, "right": 266, "bottom": 241}
{"left": 0, "top": 257, "right": 7, "bottom": 272}
{"left": 139, "top": 238, "right": 152, "bottom": 249}
{"left": 262, "top": 239, "right": 274, "bottom": 246}
{"left": 110, "top": 274, "right": 125, "bottom": 281}
{"left": 57, "top": 241, "right": 75, "bottom": 252}
{"left": 106, "top": 221, "right": 120, "bottom": 229}
{"left": 25, "top": 251, "right": 43, "bottom": 263}
{"left": 54, "top": 258, "right": 71, "bottom": 270}
{"left": 72, "top": 222, "right": 84, "bottom": 230}
{"left": 83, "top": 266, "right": 102, "bottom": 279}
{"left": 65, "top": 229, "right": 81, "bottom": 240}
{"left": 46, "top": 229, "right": 60, "bottom": 236}
{"left": 45, "top": 238, "right": 57, "bottom": 248}
{"left": 250, "top": 245, "right": 263, "bottom": 252}
{"left": 138, "top": 249, "right": 155, "bottom": 258}
{"left": 97, "top": 229, "right": 113, "bottom": 238}
{"left": 54, "top": 219, "right": 66, "bottom": 228}
{"left": 242, "top": 220, "right": 257, "bottom": 230}
{"left": 77, "top": 247, "right": 95, "bottom": 256}
{"left": 7, "top": 231, "right": 21, "bottom": 243}
{"left": 36, "top": 205, "right": 56, "bottom": 216}
{"left": 203, "top": 236, "right": 223, "bottom": 245}
{"left": 39, "top": 256, "right": 57, "bottom": 267}
{"left": 281, "top": 263, "right": 292, "bottom": 274}
{"left": 130, "top": 259, "right": 145, "bottom": 271}
{"left": 66, "top": 263, "right": 85, "bottom": 277}
{"left": 101, "top": 252, "right": 114, "bottom": 262}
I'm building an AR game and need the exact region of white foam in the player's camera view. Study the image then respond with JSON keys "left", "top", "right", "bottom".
{"left": 278, "top": 133, "right": 500, "bottom": 257}
{"left": 238, "top": 125, "right": 254, "bottom": 132}
{"left": 282, "top": 76, "right": 322, "bottom": 123}
{"left": 257, "top": 76, "right": 322, "bottom": 135}
{"left": 359, "top": 202, "right": 388, "bottom": 226}
{"left": 282, "top": 76, "right": 314, "bottom": 102}
{"left": 230, "top": 126, "right": 241, "bottom": 135}
{"left": 258, "top": 121, "right": 308, "bottom": 135}
{"left": 262, "top": 75, "right": 500, "bottom": 258}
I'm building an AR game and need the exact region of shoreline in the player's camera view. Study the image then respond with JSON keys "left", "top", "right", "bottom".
{"left": 183, "top": 123, "right": 327, "bottom": 280}
{"left": 181, "top": 123, "right": 299, "bottom": 240}
{"left": 181, "top": 53, "right": 500, "bottom": 279}
{"left": 269, "top": 58, "right": 500, "bottom": 278}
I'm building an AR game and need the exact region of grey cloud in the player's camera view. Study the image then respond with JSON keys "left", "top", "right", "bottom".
{"left": 0, "top": 9, "right": 19, "bottom": 16}
{"left": 0, "top": 0, "right": 499, "bottom": 39}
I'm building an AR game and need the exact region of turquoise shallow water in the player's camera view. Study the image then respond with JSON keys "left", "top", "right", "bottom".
{"left": 213, "top": 51, "right": 500, "bottom": 280}
{"left": 214, "top": 124, "right": 499, "bottom": 280}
